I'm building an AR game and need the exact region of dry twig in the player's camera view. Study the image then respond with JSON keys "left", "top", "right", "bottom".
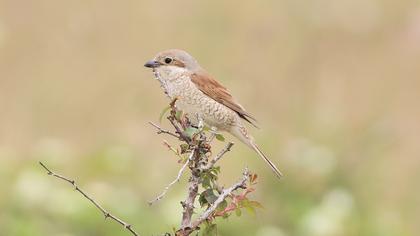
{"left": 180, "top": 159, "right": 200, "bottom": 231}
{"left": 204, "top": 142, "right": 235, "bottom": 170}
{"left": 149, "top": 150, "right": 195, "bottom": 205}
{"left": 39, "top": 162, "right": 140, "bottom": 236}
{"left": 149, "top": 121, "right": 180, "bottom": 139}
{"left": 162, "top": 140, "right": 183, "bottom": 159}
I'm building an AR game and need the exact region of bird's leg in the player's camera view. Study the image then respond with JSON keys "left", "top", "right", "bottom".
{"left": 208, "top": 126, "right": 218, "bottom": 143}
{"left": 196, "top": 114, "right": 204, "bottom": 131}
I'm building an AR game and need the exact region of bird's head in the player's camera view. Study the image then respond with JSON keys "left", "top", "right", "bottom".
{"left": 144, "top": 49, "right": 201, "bottom": 79}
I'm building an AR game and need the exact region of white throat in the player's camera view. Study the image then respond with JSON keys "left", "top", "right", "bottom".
{"left": 153, "top": 66, "right": 190, "bottom": 98}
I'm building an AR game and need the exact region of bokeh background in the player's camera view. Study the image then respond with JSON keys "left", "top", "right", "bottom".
{"left": 1, "top": 1, "right": 420, "bottom": 235}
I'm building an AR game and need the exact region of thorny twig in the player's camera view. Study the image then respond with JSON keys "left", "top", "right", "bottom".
{"left": 150, "top": 141, "right": 234, "bottom": 206}
{"left": 204, "top": 142, "right": 235, "bottom": 170}
{"left": 149, "top": 121, "right": 180, "bottom": 139}
{"left": 193, "top": 168, "right": 249, "bottom": 228}
{"left": 148, "top": 151, "right": 195, "bottom": 205}
{"left": 162, "top": 140, "right": 183, "bottom": 159}
{"left": 39, "top": 162, "right": 140, "bottom": 236}
{"left": 176, "top": 169, "right": 250, "bottom": 236}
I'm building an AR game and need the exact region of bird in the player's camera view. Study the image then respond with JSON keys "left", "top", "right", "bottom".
{"left": 144, "top": 49, "right": 283, "bottom": 179}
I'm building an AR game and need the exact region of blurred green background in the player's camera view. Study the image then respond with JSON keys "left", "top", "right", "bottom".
{"left": 1, "top": 0, "right": 420, "bottom": 235}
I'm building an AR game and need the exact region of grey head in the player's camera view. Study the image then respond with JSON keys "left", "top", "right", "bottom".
{"left": 144, "top": 49, "right": 201, "bottom": 72}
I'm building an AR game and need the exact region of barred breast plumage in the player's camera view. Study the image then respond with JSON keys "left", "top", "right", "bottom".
{"left": 154, "top": 67, "right": 237, "bottom": 131}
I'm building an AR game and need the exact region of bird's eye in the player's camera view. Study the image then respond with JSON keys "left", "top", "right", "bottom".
{"left": 164, "top": 57, "right": 172, "bottom": 64}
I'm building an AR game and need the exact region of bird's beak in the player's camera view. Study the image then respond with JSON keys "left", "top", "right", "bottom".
{"left": 144, "top": 60, "right": 161, "bottom": 68}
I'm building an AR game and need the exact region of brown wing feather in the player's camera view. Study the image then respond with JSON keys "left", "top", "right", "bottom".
{"left": 190, "top": 72, "right": 258, "bottom": 127}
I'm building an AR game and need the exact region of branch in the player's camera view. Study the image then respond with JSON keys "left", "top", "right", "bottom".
{"left": 39, "top": 162, "right": 140, "bottom": 236}
{"left": 168, "top": 116, "right": 190, "bottom": 141}
{"left": 192, "top": 168, "right": 249, "bottom": 228}
{"left": 207, "top": 127, "right": 218, "bottom": 143}
{"left": 149, "top": 121, "right": 180, "bottom": 139}
{"left": 180, "top": 148, "right": 200, "bottom": 230}
{"left": 149, "top": 151, "right": 195, "bottom": 205}
{"left": 177, "top": 168, "right": 250, "bottom": 235}
{"left": 204, "top": 142, "right": 234, "bottom": 170}
{"left": 162, "top": 140, "right": 183, "bottom": 159}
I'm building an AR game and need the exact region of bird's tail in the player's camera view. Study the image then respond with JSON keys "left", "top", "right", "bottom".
{"left": 230, "top": 126, "right": 283, "bottom": 179}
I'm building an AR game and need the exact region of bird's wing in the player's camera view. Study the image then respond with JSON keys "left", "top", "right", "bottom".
{"left": 190, "top": 71, "right": 258, "bottom": 128}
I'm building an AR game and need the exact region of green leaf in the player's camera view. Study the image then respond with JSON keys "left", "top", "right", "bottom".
{"left": 216, "top": 199, "right": 228, "bottom": 211}
{"left": 215, "top": 134, "right": 225, "bottom": 142}
{"left": 175, "top": 110, "right": 183, "bottom": 121}
{"left": 245, "top": 205, "right": 256, "bottom": 216}
{"left": 239, "top": 198, "right": 249, "bottom": 207}
{"left": 249, "top": 200, "right": 264, "bottom": 209}
{"left": 198, "top": 193, "right": 208, "bottom": 207}
{"left": 206, "top": 171, "right": 218, "bottom": 182}
{"left": 202, "top": 175, "right": 211, "bottom": 189}
{"left": 202, "top": 189, "right": 218, "bottom": 205}
{"left": 210, "top": 166, "right": 221, "bottom": 175}
{"left": 202, "top": 223, "right": 218, "bottom": 236}
{"left": 158, "top": 105, "right": 171, "bottom": 123}
{"left": 235, "top": 208, "right": 242, "bottom": 217}
{"left": 184, "top": 127, "right": 199, "bottom": 139}
{"left": 240, "top": 198, "right": 258, "bottom": 216}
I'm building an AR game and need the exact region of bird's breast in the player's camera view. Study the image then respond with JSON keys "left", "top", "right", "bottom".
{"left": 153, "top": 70, "right": 187, "bottom": 99}
{"left": 153, "top": 70, "right": 240, "bottom": 130}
